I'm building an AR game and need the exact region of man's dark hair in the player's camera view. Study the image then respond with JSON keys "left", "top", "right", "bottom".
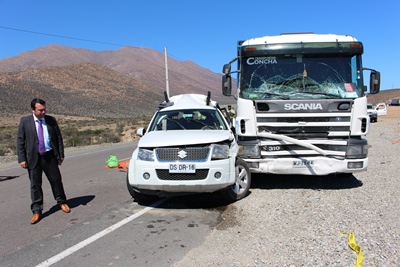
{"left": 31, "top": 98, "right": 46, "bottom": 109}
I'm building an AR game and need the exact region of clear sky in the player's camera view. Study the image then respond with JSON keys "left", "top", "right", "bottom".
{"left": 0, "top": 0, "right": 399, "bottom": 90}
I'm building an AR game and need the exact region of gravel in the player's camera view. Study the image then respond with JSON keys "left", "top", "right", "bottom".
{"left": 172, "top": 119, "right": 400, "bottom": 267}
{"left": 2, "top": 120, "right": 399, "bottom": 267}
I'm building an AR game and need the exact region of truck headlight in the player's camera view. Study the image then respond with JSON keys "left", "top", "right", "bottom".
{"left": 138, "top": 148, "right": 154, "bottom": 161}
{"left": 346, "top": 144, "right": 368, "bottom": 159}
{"left": 238, "top": 145, "right": 260, "bottom": 158}
{"left": 346, "top": 138, "right": 368, "bottom": 159}
{"left": 211, "top": 144, "right": 229, "bottom": 159}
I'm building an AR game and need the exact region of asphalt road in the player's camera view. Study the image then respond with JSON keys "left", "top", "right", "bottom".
{"left": 0, "top": 142, "right": 228, "bottom": 266}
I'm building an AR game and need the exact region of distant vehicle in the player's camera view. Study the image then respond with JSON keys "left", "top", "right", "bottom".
{"left": 375, "top": 103, "right": 387, "bottom": 116}
{"left": 367, "top": 104, "right": 378, "bottom": 123}
{"left": 388, "top": 99, "right": 399, "bottom": 106}
{"left": 126, "top": 92, "right": 251, "bottom": 203}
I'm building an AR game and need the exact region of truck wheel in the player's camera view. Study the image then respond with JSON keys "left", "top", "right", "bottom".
{"left": 126, "top": 175, "right": 158, "bottom": 203}
{"left": 222, "top": 158, "right": 251, "bottom": 202}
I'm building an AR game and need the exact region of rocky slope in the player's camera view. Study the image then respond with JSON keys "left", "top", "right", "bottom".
{"left": 0, "top": 45, "right": 232, "bottom": 118}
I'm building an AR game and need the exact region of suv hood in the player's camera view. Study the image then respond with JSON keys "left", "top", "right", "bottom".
{"left": 138, "top": 130, "right": 234, "bottom": 147}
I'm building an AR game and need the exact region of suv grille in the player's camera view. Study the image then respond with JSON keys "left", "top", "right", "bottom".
{"left": 156, "top": 147, "right": 210, "bottom": 161}
{"left": 156, "top": 169, "right": 209, "bottom": 180}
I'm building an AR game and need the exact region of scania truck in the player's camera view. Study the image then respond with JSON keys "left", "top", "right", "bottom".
{"left": 222, "top": 33, "right": 380, "bottom": 176}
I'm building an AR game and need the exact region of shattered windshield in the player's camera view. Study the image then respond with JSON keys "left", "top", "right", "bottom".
{"left": 148, "top": 109, "right": 228, "bottom": 132}
{"left": 240, "top": 55, "right": 363, "bottom": 100}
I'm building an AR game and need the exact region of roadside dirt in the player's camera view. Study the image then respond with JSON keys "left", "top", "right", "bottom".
{"left": 376, "top": 106, "right": 400, "bottom": 131}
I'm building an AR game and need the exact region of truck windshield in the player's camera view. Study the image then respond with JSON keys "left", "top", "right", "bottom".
{"left": 240, "top": 54, "right": 363, "bottom": 100}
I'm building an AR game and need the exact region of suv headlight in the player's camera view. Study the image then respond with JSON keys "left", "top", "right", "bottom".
{"left": 211, "top": 144, "right": 229, "bottom": 159}
{"left": 138, "top": 148, "right": 154, "bottom": 161}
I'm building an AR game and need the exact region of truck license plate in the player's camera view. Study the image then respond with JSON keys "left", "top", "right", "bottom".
{"left": 169, "top": 164, "right": 196, "bottom": 173}
{"left": 292, "top": 160, "right": 314, "bottom": 168}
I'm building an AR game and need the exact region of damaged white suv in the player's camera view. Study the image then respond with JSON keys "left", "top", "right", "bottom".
{"left": 127, "top": 93, "right": 251, "bottom": 202}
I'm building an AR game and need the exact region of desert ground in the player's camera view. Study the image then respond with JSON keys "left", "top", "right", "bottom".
{"left": 376, "top": 106, "right": 400, "bottom": 130}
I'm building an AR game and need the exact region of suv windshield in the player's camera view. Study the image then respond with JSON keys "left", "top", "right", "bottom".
{"left": 147, "top": 109, "right": 228, "bottom": 131}
{"left": 240, "top": 55, "right": 363, "bottom": 100}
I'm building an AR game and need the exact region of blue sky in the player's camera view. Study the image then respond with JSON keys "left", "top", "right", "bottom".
{"left": 0, "top": 0, "right": 399, "bottom": 90}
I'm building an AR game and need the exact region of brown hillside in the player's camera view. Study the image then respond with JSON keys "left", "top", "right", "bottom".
{"left": 0, "top": 45, "right": 236, "bottom": 120}
{"left": 0, "top": 63, "right": 162, "bottom": 117}
{"left": 0, "top": 45, "right": 225, "bottom": 100}
{"left": 367, "top": 88, "right": 400, "bottom": 105}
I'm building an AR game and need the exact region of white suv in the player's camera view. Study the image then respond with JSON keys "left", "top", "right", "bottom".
{"left": 127, "top": 93, "right": 251, "bottom": 202}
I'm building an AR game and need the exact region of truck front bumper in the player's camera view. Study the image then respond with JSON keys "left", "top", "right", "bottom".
{"left": 244, "top": 157, "right": 368, "bottom": 175}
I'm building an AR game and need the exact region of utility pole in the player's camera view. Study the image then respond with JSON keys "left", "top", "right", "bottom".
{"left": 164, "top": 47, "right": 170, "bottom": 97}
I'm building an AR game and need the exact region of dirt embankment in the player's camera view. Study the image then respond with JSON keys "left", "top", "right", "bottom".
{"left": 376, "top": 106, "right": 400, "bottom": 131}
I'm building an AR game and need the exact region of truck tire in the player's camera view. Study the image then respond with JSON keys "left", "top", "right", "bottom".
{"left": 126, "top": 175, "right": 158, "bottom": 203}
{"left": 222, "top": 158, "right": 251, "bottom": 202}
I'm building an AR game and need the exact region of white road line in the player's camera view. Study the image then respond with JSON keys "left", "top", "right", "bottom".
{"left": 35, "top": 198, "right": 167, "bottom": 267}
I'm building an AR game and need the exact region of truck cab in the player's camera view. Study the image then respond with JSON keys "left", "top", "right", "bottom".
{"left": 222, "top": 33, "right": 381, "bottom": 176}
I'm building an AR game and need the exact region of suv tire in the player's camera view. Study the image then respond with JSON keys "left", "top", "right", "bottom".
{"left": 222, "top": 158, "right": 251, "bottom": 202}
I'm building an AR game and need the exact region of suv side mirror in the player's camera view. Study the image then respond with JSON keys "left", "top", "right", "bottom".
{"left": 136, "top": 128, "right": 146, "bottom": 137}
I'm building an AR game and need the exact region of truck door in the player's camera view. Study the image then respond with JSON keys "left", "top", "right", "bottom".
{"left": 375, "top": 103, "right": 387, "bottom": 116}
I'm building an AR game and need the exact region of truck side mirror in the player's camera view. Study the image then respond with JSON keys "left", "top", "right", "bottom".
{"left": 222, "top": 75, "right": 232, "bottom": 96}
{"left": 222, "top": 64, "right": 231, "bottom": 75}
{"left": 369, "top": 71, "right": 381, "bottom": 94}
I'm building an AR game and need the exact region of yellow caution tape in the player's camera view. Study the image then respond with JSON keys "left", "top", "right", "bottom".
{"left": 348, "top": 232, "right": 364, "bottom": 267}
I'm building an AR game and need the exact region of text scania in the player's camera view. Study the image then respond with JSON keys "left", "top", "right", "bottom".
{"left": 284, "top": 103, "right": 323, "bottom": 110}
{"left": 247, "top": 57, "right": 277, "bottom": 65}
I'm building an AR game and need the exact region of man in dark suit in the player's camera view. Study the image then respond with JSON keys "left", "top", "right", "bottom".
{"left": 17, "top": 98, "right": 70, "bottom": 224}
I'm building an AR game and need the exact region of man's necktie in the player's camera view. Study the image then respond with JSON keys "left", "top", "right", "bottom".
{"left": 37, "top": 119, "right": 46, "bottom": 154}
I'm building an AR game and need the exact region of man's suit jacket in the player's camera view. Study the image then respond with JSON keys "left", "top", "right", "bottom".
{"left": 17, "top": 114, "right": 64, "bottom": 169}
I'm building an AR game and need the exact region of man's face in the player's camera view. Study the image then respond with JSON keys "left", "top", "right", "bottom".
{"left": 32, "top": 103, "right": 46, "bottom": 119}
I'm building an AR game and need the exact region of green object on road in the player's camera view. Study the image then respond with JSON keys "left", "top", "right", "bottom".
{"left": 106, "top": 155, "right": 119, "bottom": 168}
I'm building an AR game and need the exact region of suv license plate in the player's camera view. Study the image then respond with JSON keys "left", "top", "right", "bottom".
{"left": 169, "top": 164, "right": 196, "bottom": 173}
{"left": 292, "top": 160, "right": 314, "bottom": 168}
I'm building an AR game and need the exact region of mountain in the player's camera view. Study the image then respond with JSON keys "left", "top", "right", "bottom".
{"left": 367, "top": 88, "right": 400, "bottom": 105}
{"left": 0, "top": 62, "right": 162, "bottom": 117}
{"left": 0, "top": 45, "right": 233, "bottom": 118}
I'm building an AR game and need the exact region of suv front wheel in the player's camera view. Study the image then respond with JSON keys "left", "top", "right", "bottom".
{"left": 222, "top": 158, "right": 251, "bottom": 202}
{"left": 126, "top": 174, "right": 158, "bottom": 203}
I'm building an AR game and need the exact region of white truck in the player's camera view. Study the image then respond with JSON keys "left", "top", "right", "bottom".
{"left": 127, "top": 93, "right": 251, "bottom": 202}
{"left": 367, "top": 103, "right": 378, "bottom": 123}
{"left": 375, "top": 103, "right": 387, "bottom": 116}
{"left": 222, "top": 33, "right": 381, "bottom": 176}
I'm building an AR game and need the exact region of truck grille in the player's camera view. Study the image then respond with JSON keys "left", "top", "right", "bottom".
{"left": 156, "top": 169, "right": 209, "bottom": 180}
{"left": 254, "top": 111, "right": 352, "bottom": 158}
{"left": 155, "top": 147, "right": 210, "bottom": 161}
